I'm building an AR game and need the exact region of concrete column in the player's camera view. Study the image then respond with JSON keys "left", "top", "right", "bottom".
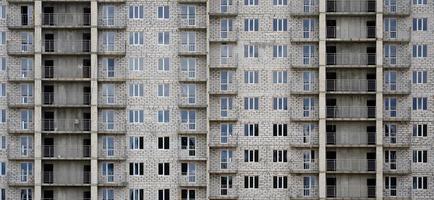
{"left": 205, "top": 0, "right": 210, "bottom": 199}
{"left": 376, "top": 3, "right": 384, "bottom": 198}
{"left": 33, "top": 1, "right": 42, "bottom": 200}
{"left": 90, "top": 1, "right": 98, "bottom": 200}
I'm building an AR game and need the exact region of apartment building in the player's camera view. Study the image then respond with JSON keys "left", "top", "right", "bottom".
{"left": 0, "top": 0, "right": 432, "bottom": 199}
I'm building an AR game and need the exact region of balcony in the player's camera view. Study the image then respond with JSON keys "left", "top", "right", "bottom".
{"left": 327, "top": 185, "right": 376, "bottom": 198}
{"left": 8, "top": 68, "right": 34, "bottom": 81}
{"left": 98, "top": 17, "right": 127, "bottom": 29}
{"left": 43, "top": 92, "right": 91, "bottom": 107}
{"left": 43, "top": 66, "right": 90, "bottom": 81}
{"left": 383, "top": 107, "right": 411, "bottom": 121}
{"left": 209, "top": 135, "right": 238, "bottom": 148}
{"left": 290, "top": 81, "right": 318, "bottom": 95}
{"left": 326, "top": 106, "right": 376, "bottom": 120}
{"left": 290, "top": 160, "right": 319, "bottom": 173}
{"left": 178, "top": 147, "right": 207, "bottom": 161}
{"left": 178, "top": 118, "right": 207, "bottom": 135}
{"left": 327, "top": 132, "right": 376, "bottom": 146}
{"left": 210, "top": 54, "right": 238, "bottom": 69}
{"left": 98, "top": 147, "right": 127, "bottom": 160}
{"left": 178, "top": 69, "right": 207, "bottom": 83}
{"left": 178, "top": 14, "right": 207, "bottom": 29}
{"left": 209, "top": 30, "right": 238, "bottom": 42}
{"left": 383, "top": 81, "right": 411, "bottom": 95}
{"left": 42, "top": 40, "right": 90, "bottom": 55}
{"left": 327, "top": 26, "right": 376, "bottom": 41}
{"left": 178, "top": 95, "right": 207, "bottom": 109}
{"left": 292, "top": 56, "right": 319, "bottom": 68}
{"left": 384, "top": 0, "right": 411, "bottom": 16}
{"left": 383, "top": 160, "right": 411, "bottom": 174}
{"left": 43, "top": 171, "right": 90, "bottom": 186}
{"left": 209, "top": 82, "right": 238, "bottom": 95}
{"left": 8, "top": 96, "right": 34, "bottom": 108}
{"left": 98, "top": 67, "right": 127, "bottom": 82}
{"left": 8, "top": 174, "right": 34, "bottom": 186}
{"left": 326, "top": 79, "right": 376, "bottom": 93}
{"left": 209, "top": 187, "right": 238, "bottom": 200}
{"left": 326, "top": 0, "right": 376, "bottom": 14}
{"left": 179, "top": 175, "right": 207, "bottom": 187}
{"left": 42, "top": 119, "right": 91, "bottom": 133}
{"left": 384, "top": 54, "right": 411, "bottom": 68}
{"left": 290, "top": 108, "right": 319, "bottom": 121}
{"left": 98, "top": 172, "right": 127, "bottom": 186}
{"left": 7, "top": 41, "right": 34, "bottom": 55}
{"left": 326, "top": 159, "right": 376, "bottom": 173}
{"left": 178, "top": 43, "right": 206, "bottom": 56}
{"left": 42, "top": 145, "right": 90, "bottom": 160}
{"left": 209, "top": 2, "right": 238, "bottom": 16}
{"left": 209, "top": 109, "right": 239, "bottom": 122}
{"left": 7, "top": 14, "right": 34, "bottom": 28}
{"left": 98, "top": 95, "right": 127, "bottom": 108}
{"left": 42, "top": 13, "right": 91, "bottom": 28}
{"left": 8, "top": 121, "right": 34, "bottom": 133}
{"left": 98, "top": 42, "right": 126, "bottom": 56}
{"left": 290, "top": 30, "right": 319, "bottom": 42}
{"left": 209, "top": 158, "right": 237, "bottom": 174}
{"left": 291, "top": 185, "right": 319, "bottom": 199}
{"left": 290, "top": 0, "right": 319, "bottom": 16}
{"left": 327, "top": 53, "right": 376, "bottom": 66}
{"left": 98, "top": 122, "right": 126, "bottom": 134}
{"left": 384, "top": 29, "right": 411, "bottom": 42}
{"left": 8, "top": 144, "right": 34, "bottom": 160}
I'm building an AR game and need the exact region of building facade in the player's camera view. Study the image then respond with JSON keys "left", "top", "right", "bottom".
{"left": 0, "top": 0, "right": 432, "bottom": 199}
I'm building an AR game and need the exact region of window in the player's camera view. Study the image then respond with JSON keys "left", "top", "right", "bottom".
{"left": 158, "top": 110, "right": 170, "bottom": 123}
{"left": 385, "top": 177, "right": 397, "bottom": 196}
{"left": 413, "top": 150, "right": 427, "bottom": 163}
{"left": 102, "top": 84, "right": 115, "bottom": 104}
{"left": 303, "top": 124, "right": 315, "bottom": 144}
{"left": 181, "top": 84, "right": 196, "bottom": 104}
{"left": 0, "top": 57, "right": 5, "bottom": 71}
{"left": 303, "top": 72, "right": 315, "bottom": 91}
{"left": 413, "top": 176, "right": 428, "bottom": 190}
{"left": 181, "top": 111, "right": 196, "bottom": 130}
{"left": 303, "top": 176, "right": 316, "bottom": 197}
{"left": 273, "top": 45, "right": 288, "bottom": 58}
{"left": 129, "top": 136, "right": 144, "bottom": 150}
{"left": 0, "top": 136, "right": 5, "bottom": 150}
{"left": 0, "top": 83, "right": 5, "bottom": 97}
{"left": 220, "top": 45, "right": 233, "bottom": 64}
{"left": 384, "top": 123, "right": 397, "bottom": 143}
{"left": 273, "top": 150, "right": 288, "bottom": 162}
{"left": 102, "top": 110, "right": 114, "bottom": 130}
{"left": 303, "top": 97, "right": 315, "bottom": 117}
{"left": 244, "top": 45, "right": 258, "bottom": 58}
{"left": 129, "top": 32, "right": 144, "bottom": 45}
{"left": 181, "top": 189, "right": 195, "bottom": 200}
{"left": 129, "top": 189, "right": 144, "bottom": 200}
{"left": 0, "top": 110, "right": 6, "bottom": 123}
{"left": 303, "top": 151, "right": 316, "bottom": 169}
{"left": 21, "top": 58, "right": 32, "bottom": 77}
{"left": 129, "top": 162, "right": 144, "bottom": 176}
{"left": 303, "top": 45, "right": 315, "bottom": 64}
{"left": 20, "top": 110, "right": 33, "bottom": 130}
{"left": 181, "top": 32, "right": 195, "bottom": 51}
{"left": 180, "top": 58, "right": 197, "bottom": 79}
{"left": 181, "top": 163, "right": 196, "bottom": 182}
{"left": 158, "top": 32, "right": 170, "bottom": 45}
{"left": 244, "top": 19, "right": 259, "bottom": 31}
{"left": 103, "top": 32, "right": 115, "bottom": 51}
{"left": 158, "top": 58, "right": 170, "bottom": 71}
{"left": 220, "top": 19, "right": 233, "bottom": 38}
{"left": 245, "top": 0, "right": 258, "bottom": 5}
{"left": 273, "top": 124, "right": 287, "bottom": 136}
{"left": 413, "top": 45, "right": 427, "bottom": 58}
{"left": 220, "top": 97, "right": 233, "bottom": 118}
{"left": 103, "top": 59, "right": 115, "bottom": 78}
{"left": 273, "top": 19, "right": 288, "bottom": 31}
{"left": 220, "top": 124, "right": 233, "bottom": 144}
{"left": 158, "top": 137, "right": 170, "bottom": 149}
{"left": 244, "top": 71, "right": 258, "bottom": 84}
{"left": 128, "top": 110, "right": 144, "bottom": 123}
{"left": 158, "top": 84, "right": 170, "bottom": 97}
{"left": 385, "top": 150, "right": 397, "bottom": 170}
{"left": 158, "top": 189, "right": 170, "bottom": 200}
{"left": 273, "top": 71, "right": 288, "bottom": 83}
{"left": 220, "top": 71, "right": 234, "bottom": 91}
{"left": 181, "top": 137, "right": 196, "bottom": 156}
{"left": 273, "top": 0, "right": 288, "bottom": 5}
{"left": 273, "top": 97, "right": 288, "bottom": 110}
{"left": 129, "top": 84, "right": 144, "bottom": 97}
{"left": 413, "top": 0, "right": 427, "bottom": 4}
{"left": 412, "top": 97, "right": 428, "bottom": 110}
{"left": 384, "top": 18, "right": 397, "bottom": 38}
{"left": 102, "top": 136, "right": 114, "bottom": 157}
{"left": 412, "top": 71, "right": 427, "bottom": 84}
{"left": 129, "top": 58, "right": 144, "bottom": 71}
{"left": 158, "top": 163, "right": 170, "bottom": 175}
{"left": 244, "top": 97, "right": 259, "bottom": 110}
{"left": 244, "top": 123, "right": 258, "bottom": 136}
{"left": 413, "top": 124, "right": 428, "bottom": 137}
{"left": 129, "top": 5, "right": 144, "bottom": 19}
{"left": 221, "top": 176, "right": 233, "bottom": 195}
{"left": 0, "top": 162, "right": 5, "bottom": 176}
{"left": 384, "top": 45, "right": 397, "bottom": 65}
{"left": 273, "top": 176, "right": 288, "bottom": 189}
{"left": 221, "top": 150, "right": 233, "bottom": 169}
{"left": 244, "top": 149, "right": 259, "bottom": 162}
{"left": 0, "top": 188, "right": 4, "bottom": 200}
{"left": 21, "top": 84, "right": 32, "bottom": 104}
{"left": 244, "top": 176, "right": 259, "bottom": 188}
{"left": 384, "top": 71, "right": 397, "bottom": 91}
{"left": 20, "top": 162, "right": 32, "bottom": 182}
{"left": 157, "top": 6, "right": 170, "bottom": 19}
{"left": 303, "top": 19, "right": 315, "bottom": 38}
{"left": 20, "top": 189, "right": 32, "bottom": 200}
{"left": 103, "top": 189, "right": 114, "bottom": 200}
{"left": 413, "top": 18, "right": 427, "bottom": 31}
{"left": 0, "top": 6, "right": 5, "bottom": 19}
{"left": 0, "top": 32, "right": 5, "bottom": 45}
{"left": 102, "top": 162, "right": 114, "bottom": 182}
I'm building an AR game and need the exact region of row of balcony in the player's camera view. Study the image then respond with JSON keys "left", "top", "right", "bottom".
{"left": 8, "top": 14, "right": 208, "bottom": 29}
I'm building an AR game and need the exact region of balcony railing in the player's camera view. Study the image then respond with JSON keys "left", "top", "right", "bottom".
{"left": 290, "top": 0, "right": 319, "bottom": 15}
{"left": 327, "top": 132, "right": 376, "bottom": 145}
{"left": 384, "top": 29, "right": 411, "bottom": 41}
{"left": 179, "top": 175, "right": 206, "bottom": 187}
{"left": 384, "top": 0, "right": 411, "bottom": 15}
{"left": 290, "top": 30, "right": 319, "bottom": 41}
{"left": 98, "top": 122, "right": 126, "bottom": 133}
{"left": 327, "top": 185, "right": 376, "bottom": 198}
{"left": 209, "top": 134, "right": 238, "bottom": 148}
{"left": 384, "top": 54, "right": 411, "bottom": 68}
{"left": 43, "top": 92, "right": 91, "bottom": 106}
{"left": 178, "top": 14, "right": 206, "bottom": 28}
{"left": 383, "top": 107, "right": 411, "bottom": 121}
{"left": 98, "top": 94, "right": 127, "bottom": 107}
{"left": 210, "top": 2, "right": 239, "bottom": 15}
{"left": 42, "top": 145, "right": 91, "bottom": 159}
{"left": 327, "top": 26, "right": 376, "bottom": 40}
{"left": 98, "top": 17, "right": 126, "bottom": 28}
{"left": 8, "top": 144, "right": 34, "bottom": 159}
{"left": 326, "top": 159, "right": 376, "bottom": 172}
{"left": 98, "top": 172, "right": 127, "bottom": 186}
{"left": 8, "top": 120, "right": 34, "bottom": 133}
{"left": 8, "top": 68, "right": 34, "bottom": 81}
{"left": 210, "top": 30, "right": 238, "bottom": 42}
{"left": 326, "top": 106, "right": 376, "bottom": 119}
{"left": 290, "top": 81, "right": 318, "bottom": 94}
{"left": 178, "top": 118, "right": 207, "bottom": 134}
{"left": 179, "top": 43, "right": 206, "bottom": 55}
{"left": 43, "top": 171, "right": 90, "bottom": 185}
{"left": 42, "top": 13, "right": 91, "bottom": 27}
{"left": 98, "top": 42, "right": 126, "bottom": 55}
{"left": 7, "top": 14, "right": 34, "bottom": 27}
{"left": 209, "top": 81, "right": 238, "bottom": 94}
{"left": 290, "top": 108, "right": 319, "bottom": 121}
{"left": 291, "top": 160, "right": 319, "bottom": 172}
{"left": 294, "top": 55, "right": 319, "bottom": 68}
{"left": 326, "top": 0, "right": 376, "bottom": 12}
{"left": 384, "top": 160, "right": 411, "bottom": 173}
{"left": 42, "top": 40, "right": 90, "bottom": 54}
{"left": 326, "top": 79, "right": 376, "bottom": 92}
{"left": 178, "top": 95, "right": 206, "bottom": 108}
{"left": 8, "top": 95, "right": 34, "bottom": 107}
{"left": 210, "top": 54, "right": 238, "bottom": 68}
{"left": 327, "top": 53, "right": 376, "bottom": 65}
{"left": 42, "top": 119, "right": 91, "bottom": 132}
{"left": 7, "top": 41, "right": 34, "bottom": 54}
{"left": 43, "top": 65, "right": 90, "bottom": 79}
{"left": 98, "top": 147, "right": 127, "bottom": 159}
{"left": 383, "top": 81, "right": 411, "bottom": 94}
{"left": 210, "top": 158, "right": 237, "bottom": 173}
{"left": 209, "top": 187, "right": 239, "bottom": 199}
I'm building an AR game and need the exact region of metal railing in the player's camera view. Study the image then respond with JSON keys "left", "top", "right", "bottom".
{"left": 42, "top": 119, "right": 91, "bottom": 132}
{"left": 42, "top": 145, "right": 91, "bottom": 158}
{"left": 327, "top": 53, "right": 376, "bottom": 65}
{"left": 295, "top": 55, "right": 319, "bottom": 67}
{"left": 42, "top": 13, "right": 91, "bottom": 27}
{"left": 43, "top": 171, "right": 90, "bottom": 185}
{"left": 42, "top": 40, "right": 91, "bottom": 53}
{"left": 327, "top": 26, "right": 376, "bottom": 39}
{"left": 7, "top": 14, "right": 34, "bottom": 27}
{"left": 43, "top": 92, "right": 91, "bottom": 106}
{"left": 327, "top": 159, "right": 376, "bottom": 172}
{"left": 7, "top": 41, "right": 34, "bottom": 54}
{"left": 326, "top": 79, "right": 376, "bottom": 92}
{"left": 326, "top": 0, "right": 376, "bottom": 12}
{"left": 327, "top": 132, "right": 376, "bottom": 145}
{"left": 43, "top": 65, "right": 90, "bottom": 79}
{"left": 326, "top": 106, "right": 376, "bottom": 118}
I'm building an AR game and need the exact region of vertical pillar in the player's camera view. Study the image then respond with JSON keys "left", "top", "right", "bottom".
{"left": 376, "top": 1, "right": 384, "bottom": 198}
{"left": 33, "top": 1, "right": 42, "bottom": 200}
{"left": 90, "top": 1, "right": 98, "bottom": 200}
